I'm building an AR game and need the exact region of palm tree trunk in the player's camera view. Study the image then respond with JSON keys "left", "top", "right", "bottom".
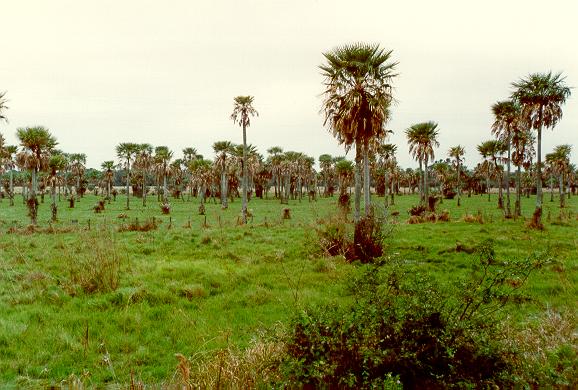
{"left": 559, "top": 174, "right": 565, "bottom": 208}
{"left": 549, "top": 176, "right": 554, "bottom": 202}
{"left": 515, "top": 164, "right": 522, "bottom": 217}
{"left": 241, "top": 124, "right": 248, "bottom": 223}
{"left": 487, "top": 164, "right": 491, "bottom": 202}
{"left": 107, "top": 180, "right": 111, "bottom": 204}
{"left": 354, "top": 143, "right": 362, "bottom": 222}
{"left": 384, "top": 171, "right": 389, "bottom": 209}
{"left": 220, "top": 169, "right": 228, "bottom": 209}
{"left": 76, "top": 176, "right": 81, "bottom": 201}
{"left": 363, "top": 141, "right": 371, "bottom": 216}
{"left": 125, "top": 160, "right": 131, "bottom": 210}
{"left": 424, "top": 159, "right": 429, "bottom": 205}
{"left": 51, "top": 181, "right": 57, "bottom": 222}
{"left": 456, "top": 161, "right": 461, "bottom": 207}
{"left": 418, "top": 160, "right": 423, "bottom": 203}
{"left": 163, "top": 173, "right": 168, "bottom": 203}
{"left": 30, "top": 168, "right": 38, "bottom": 225}
{"left": 505, "top": 141, "right": 511, "bottom": 217}
{"left": 534, "top": 110, "right": 543, "bottom": 226}
{"left": 9, "top": 170, "right": 14, "bottom": 206}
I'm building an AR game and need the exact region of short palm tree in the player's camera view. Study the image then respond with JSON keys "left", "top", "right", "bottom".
{"left": 491, "top": 100, "right": 520, "bottom": 217}
{"left": 376, "top": 143, "right": 397, "bottom": 208}
{"left": 69, "top": 153, "right": 86, "bottom": 201}
{"left": 477, "top": 140, "right": 506, "bottom": 205}
{"left": 134, "top": 144, "right": 153, "bottom": 206}
{"left": 549, "top": 144, "right": 572, "bottom": 208}
{"left": 230, "top": 96, "right": 258, "bottom": 224}
{"left": 116, "top": 142, "right": 139, "bottom": 210}
{"left": 511, "top": 72, "right": 571, "bottom": 226}
{"left": 16, "top": 126, "right": 57, "bottom": 225}
{"left": 48, "top": 154, "right": 67, "bottom": 221}
{"left": 405, "top": 121, "right": 440, "bottom": 205}
{"left": 3, "top": 144, "right": 17, "bottom": 206}
{"left": 320, "top": 43, "right": 397, "bottom": 221}
{"left": 448, "top": 145, "right": 465, "bottom": 206}
{"left": 101, "top": 161, "right": 115, "bottom": 203}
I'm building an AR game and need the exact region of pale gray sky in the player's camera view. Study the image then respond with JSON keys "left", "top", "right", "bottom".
{"left": 1, "top": 0, "right": 577, "bottom": 169}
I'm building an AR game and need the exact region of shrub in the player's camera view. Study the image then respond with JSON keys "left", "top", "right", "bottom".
{"left": 160, "top": 202, "right": 171, "bottom": 214}
{"left": 353, "top": 212, "right": 384, "bottom": 263}
{"left": 408, "top": 204, "right": 426, "bottom": 216}
{"left": 118, "top": 218, "right": 159, "bottom": 232}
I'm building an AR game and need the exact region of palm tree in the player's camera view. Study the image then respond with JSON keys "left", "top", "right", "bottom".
{"left": 213, "top": 141, "right": 234, "bottom": 209}
{"left": 376, "top": 143, "right": 397, "bottom": 208}
{"left": 134, "top": 143, "right": 153, "bottom": 206}
{"left": 16, "top": 126, "right": 57, "bottom": 225}
{"left": 449, "top": 145, "right": 465, "bottom": 206}
{"left": 320, "top": 43, "right": 397, "bottom": 221}
{"left": 511, "top": 72, "right": 571, "bottom": 227}
{"left": 69, "top": 153, "right": 86, "bottom": 201}
{"left": 2, "top": 145, "right": 17, "bottom": 206}
{"left": 48, "top": 154, "right": 67, "bottom": 221}
{"left": 477, "top": 140, "right": 506, "bottom": 206}
{"left": 491, "top": 100, "right": 520, "bottom": 218}
{"left": 405, "top": 121, "right": 440, "bottom": 205}
{"left": 154, "top": 146, "right": 173, "bottom": 204}
{"left": 182, "top": 147, "right": 199, "bottom": 200}
{"left": 230, "top": 96, "right": 259, "bottom": 224}
{"left": 511, "top": 128, "right": 535, "bottom": 216}
{"left": 116, "top": 142, "right": 139, "bottom": 210}
{"left": 267, "top": 146, "right": 284, "bottom": 198}
{"left": 101, "top": 161, "right": 115, "bottom": 203}
{"left": 549, "top": 144, "right": 572, "bottom": 208}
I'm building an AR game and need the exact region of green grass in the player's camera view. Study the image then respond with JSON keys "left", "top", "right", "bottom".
{"left": 0, "top": 191, "right": 576, "bottom": 387}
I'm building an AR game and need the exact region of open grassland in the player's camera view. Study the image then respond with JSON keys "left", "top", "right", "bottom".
{"left": 0, "top": 192, "right": 576, "bottom": 387}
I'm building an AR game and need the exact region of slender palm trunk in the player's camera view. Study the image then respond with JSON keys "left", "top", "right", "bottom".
{"left": 534, "top": 109, "right": 543, "bottom": 225}
{"left": 515, "top": 164, "right": 522, "bottom": 217}
{"left": 363, "top": 141, "right": 371, "bottom": 216}
{"left": 418, "top": 160, "right": 423, "bottom": 203}
{"left": 30, "top": 168, "right": 38, "bottom": 225}
{"left": 221, "top": 168, "right": 228, "bottom": 209}
{"left": 354, "top": 143, "right": 362, "bottom": 222}
{"left": 9, "top": 170, "right": 14, "bottom": 206}
{"left": 559, "top": 174, "right": 565, "bottom": 208}
{"left": 390, "top": 178, "right": 395, "bottom": 205}
{"left": 76, "top": 176, "right": 81, "bottom": 201}
{"left": 163, "top": 172, "right": 168, "bottom": 203}
{"left": 384, "top": 170, "right": 389, "bottom": 209}
{"left": 505, "top": 140, "right": 511, "bottom": 217}
{"left": 496, "top": 162, "right": 503, "bottom": 210}
{"left": 241, "top": 124, "right": 248, "bottom": 223}
{"left": 125, "top": 160, "right": 131, "bottom": 210}
{"left": 51, "top": 180, "right": 57, "bottom": 222}
{"left": 424, "top": 158, "right": 429, "bottom": 205}
{"left": 487, "top": 164, "right": 491, "bottom": 202}
{"left": 107, "top": 179, "right": 112, "bottom": 204}
{"left": 549, "top": 176, "right": 554, "bottom": 202}
{"left": 142, "top": 172, "right": 147, "bottom": 207}
{"left": 456, "top": 160, "right": 461, "bottom": 207}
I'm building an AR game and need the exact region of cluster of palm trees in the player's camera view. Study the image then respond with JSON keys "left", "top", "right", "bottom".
{"left": 1, "top": 49, "right": 574, "bottom": 229}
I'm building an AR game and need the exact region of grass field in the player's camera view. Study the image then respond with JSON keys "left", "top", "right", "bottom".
{"left": 0, "top": 191, "right": 576, "bottom": 387}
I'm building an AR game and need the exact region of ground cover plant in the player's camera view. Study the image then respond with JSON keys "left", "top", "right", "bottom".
{"left": 0, "top": 192, "right": 576, "bottom": 387}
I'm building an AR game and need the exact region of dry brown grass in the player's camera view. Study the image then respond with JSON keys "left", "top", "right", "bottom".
{"left": 171, "top": 341, "right": 285, "bottom": 389}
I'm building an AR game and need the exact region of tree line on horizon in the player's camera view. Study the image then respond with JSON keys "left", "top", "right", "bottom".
{"left": 0, "top": 45, "right": 574, "bottom": 228}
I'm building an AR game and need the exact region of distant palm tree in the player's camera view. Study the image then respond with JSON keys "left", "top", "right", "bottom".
{"left": 101, "top": 161, "right": 115, "bottom": 203}
{"left": 448, "top": 145, "right": 465, "bottom": 206}
{"left": 182, "top": 147, "right": 199, "bottom": 200}
{"left": 17, "top": 126, "right": 57, "bottom": 225}
{"left": 48, "top": 154, "right": 67, "bottom": 221}
{"left": 154, "top": 146, "right": 173, "bottom": 204}
{"left": 213, "top": 141, "right": 234, "bottom": 209}
{"left": 320, "top": 43, "right": 397, "bottom": 221}
{"left": 267, "top": 146, "right": 284, "bottom": 198}
{"left": 134, "top": 144, "right": 153, "bottom": 206}
{"left": 491, "top": 100, "right": 520, "bottom": 218}
{"left": 116, "top": 142, "right": 139, "bottom": 210}
{"left": 511, "top": 128, "right": 535, "bottom": 216}
{"left": 2, "top": 144, "right": 17, "bottom": 206}
{"left": 548, "top": 144, "right": 572, "bottom": 208}
{"left": 511, "top": 72, "right": 571, "bottom": 227}
{"left": 377, "top": 143, "right": 397, "bottom": 208}
{"left": 477, "top": 140, "right": 506, "bottom": 206}
{"left": 405, "top": 121, "right": 440, "bottom": 205}
{"left": 69, "top": 153, "right": 86, "bottom": 201}
{"left": 230, "top": 96, "right": 258, "bottom": 224}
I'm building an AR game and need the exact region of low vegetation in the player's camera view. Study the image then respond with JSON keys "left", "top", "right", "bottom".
{"left": 0, "top": 193, "right": 576, "bottom": 387}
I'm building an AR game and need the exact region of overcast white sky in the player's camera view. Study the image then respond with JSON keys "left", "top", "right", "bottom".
{"left": 1, "top": 0, "right": 577, "bottom": 169}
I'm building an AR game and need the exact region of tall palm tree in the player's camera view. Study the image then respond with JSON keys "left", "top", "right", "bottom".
{"left": 448, "top": 145, "right": 465, "bottom": 206}
{"left": 154, "top": 146, "right": 173, "bottom": 204}
{"left": 134, "top": 143, "right": 153, "bottom": 206}
{"left": 182, "top": 147, "right": 199, "bottom": 200}
{"left": 267, "top": 146, "right": 284, "bottom": 198}
{"left": 213, "top": 141, "right": 234, "bottom": 209}
{"left": 230, "top": 95, "right": 259, "bottom": 224}
{"left": 48, "top": 154, "right": 67, "bottom": 221}
{"left": 405, "top": 121, "right": 440, "bottom": 205}
{"left": 69, "top": 153, "right": 86, "bottom": 201}
{"left": 16, "top": 126, "right": 57, "bottom": 225}
{"left": 101, "top": 161, "right": 115, "bottom": 203}
{"left": 320, "top": 43, "right": 397, "bottom": 221}
{"left": 116, "top": 142, "right": 139, "bottom": 210}
{"left": 318, "top": 154, "right": 334, "bottom": 197}
{"left": 511, "top": 72, "right": 571, "bottom": 226}
{"left": 491, "top": 100, "right": 520, "bottom": 218}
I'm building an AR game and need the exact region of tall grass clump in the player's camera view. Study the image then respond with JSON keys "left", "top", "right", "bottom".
{"left": 62, "top": 231, "right": 123, "bottom": 295}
